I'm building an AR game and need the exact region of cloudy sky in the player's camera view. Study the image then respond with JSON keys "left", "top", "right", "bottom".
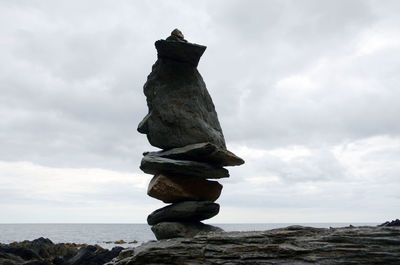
{"left": 1, "top": 0, "right": 399, "bottom": 223}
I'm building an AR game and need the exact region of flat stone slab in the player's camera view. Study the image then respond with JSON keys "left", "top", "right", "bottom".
{"left": 155, "top": 39, "right": 206, "bottom": 67}
{"left": 151, "top": 222, "right": 223, "bottom": 240}
{"left": 144, "top": 142, "right": 244, "bottom": 167}
{"left": 140, "top": 155, "right": 229, "bottom": 179}
{"left": 148, "top": 174, "right": 222, "bottom": 203}
{"left": 106, "top": 226, "right": 400, "bottom": 265}
{"left": 147, "top": 201, "right": 219, "bottom": 225}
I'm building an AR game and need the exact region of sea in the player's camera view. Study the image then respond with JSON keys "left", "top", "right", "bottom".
{"left": 0, "top": 223, "right": 378, "bottom": 249}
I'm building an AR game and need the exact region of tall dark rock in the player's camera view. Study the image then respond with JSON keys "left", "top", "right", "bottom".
{"left": 137, "top": 30, "right": 226, "bottom": 150}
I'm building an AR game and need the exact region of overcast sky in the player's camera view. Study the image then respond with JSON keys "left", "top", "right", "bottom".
{"left": 1, "top": 0, "right": 399, "bottom": 223}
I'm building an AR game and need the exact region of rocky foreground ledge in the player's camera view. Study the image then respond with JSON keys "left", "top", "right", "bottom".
{"left": 1, "top": 224, "right": 399, "bottom": 265}
{"left": 107, "top": 225, "right": 400, "bottom": 265}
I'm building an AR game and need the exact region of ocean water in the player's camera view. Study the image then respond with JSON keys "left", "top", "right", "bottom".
{"left": 0, "top": 223, "right": 378, "bottom": 249}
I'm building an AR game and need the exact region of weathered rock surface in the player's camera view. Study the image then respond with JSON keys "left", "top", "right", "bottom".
{"left": 66, "top": 245, "right": 123, "bottom": 265}
{"left": 151, "top": 222, "right": 224, "bottom": 240}
{"left": 147, "top": 201, "right": 219, "bottom": 225}
{"left": 140, "top": 155, "right": 229, "bottom": 179}
{"left": 0, "top": 237, "right": 122, "bottom": 265}
{"left": 147, "top": 174, "right": 222, "bottom": 203}
{"left": 106, "top": 225, "right": 400, "bottom": 265}
{"left": 137, "top": 32, "right": 226, "bottom": 150}
{"left": 379, "top": 218, "right": 400, "bottom": 227}
{"left": 144, "top": 142, "right": 244, "bottom": 167}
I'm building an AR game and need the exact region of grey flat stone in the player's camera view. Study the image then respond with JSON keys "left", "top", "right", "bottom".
{"left": 140, "top": 155, "right": 229, "bottom": 179}
{"left": 151, "top": 222, "right": 223, "bottom": 240}
{"left": 147, "top": 201, "right": 219, "bottom": 225}
{"left": 144, "top": 142, "right": 244, "bottom": 167}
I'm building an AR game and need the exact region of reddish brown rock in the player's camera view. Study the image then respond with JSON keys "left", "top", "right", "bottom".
{"left": 171, "top": 28, "right": 184, "bottom": 39}
{"left": 147, "top": 174, "right": 222, "bottom": 203}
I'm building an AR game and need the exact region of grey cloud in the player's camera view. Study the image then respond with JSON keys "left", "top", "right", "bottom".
{"left": 1, "top": 0, "right": 399, "bottom": 164}
{"left": 199, "top": 1, "right": 398, "bottom": 148}
{"left": 3, "top": 0, "right": 396, "bottom": 166}
{"left": 0, "top": 0, "right": 399, "bottom": 222}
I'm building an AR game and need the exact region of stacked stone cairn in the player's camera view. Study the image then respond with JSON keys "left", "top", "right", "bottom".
{"left": 137, "top": 29, "right": 245, "bottom": 240}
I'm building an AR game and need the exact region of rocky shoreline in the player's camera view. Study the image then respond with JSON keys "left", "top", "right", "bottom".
{"left": 0, "top": 237, "right": 123, "bottom": 265}
{"left": 2, "top": 222, "right": 399, "bottom": 265}
{"left": 107, "top": 224, "right": 400, "bottom": 265}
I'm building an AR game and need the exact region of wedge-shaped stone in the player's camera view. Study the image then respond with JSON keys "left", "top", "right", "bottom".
{"left": 137, "top": 32, "right": 226, "bottom": 150}
{"left": 155, "top": 39, "right": 206, "bottom": 67}
{"left": 140, "top": 155, "right": 229, "bottom": 179}
{"left": 144, "top": 142, "right": 244, "bottom": 167}
{"left": 151, "top": 222, "right": 223, "bottom": 240}
{"left": 147, "top": 201, "right": 219, "bottom": 225}
{"left": 148, "top": 174, "right": 222, "bottom": 203}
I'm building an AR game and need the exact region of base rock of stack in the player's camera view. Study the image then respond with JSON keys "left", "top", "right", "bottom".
{"left": 140, "top": 155, "right": 229, "bottom": 179}
{"left": 147, "top": 201, "right": 219, "bottom": 226}
{"left": 148, "top": 174, "right": 222, "bottom": 203}
{"left": 151, "top": 222, "right": 223, "bottom": 240}
{"left": 144, "top": 142, "right": 244, "bottom": 167}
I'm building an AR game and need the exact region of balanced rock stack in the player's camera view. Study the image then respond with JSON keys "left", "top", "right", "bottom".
{"left": 138, "top": 29, "right": 244, "bottom": 240}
